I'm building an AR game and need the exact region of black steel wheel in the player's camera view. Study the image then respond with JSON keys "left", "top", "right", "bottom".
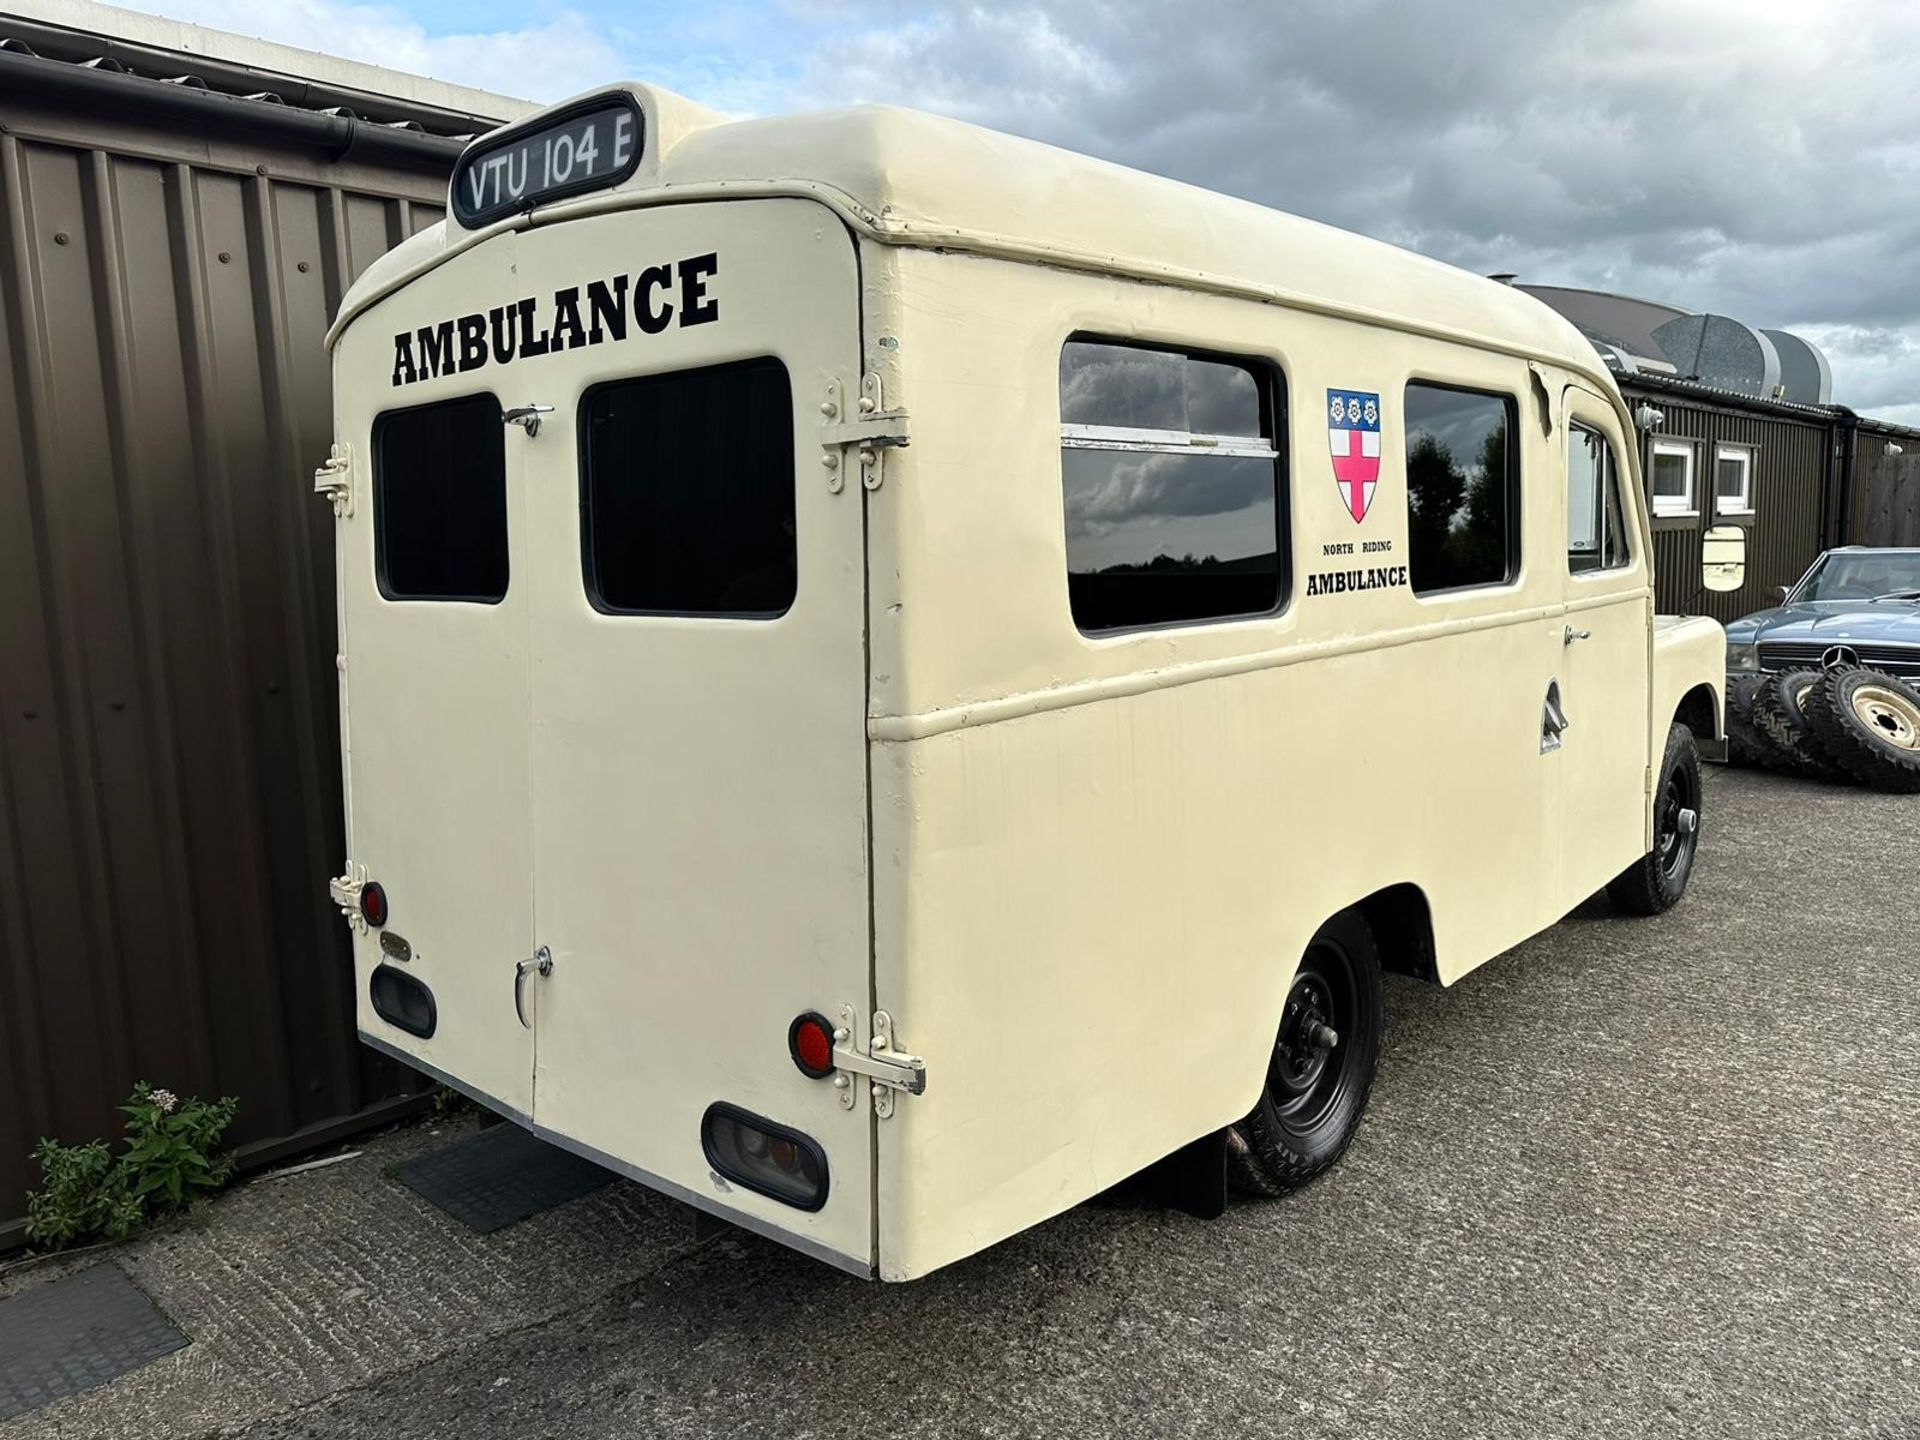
{"left": 1228, "top": 910, "right": 1383, "bottom": 1196}
{"left": 1606, "top": 721, "right": 1702, "bottom": 916}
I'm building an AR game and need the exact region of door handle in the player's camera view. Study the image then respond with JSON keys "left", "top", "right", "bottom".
{"left": 1564, "top": 625, "right": 1593, "bottom": 644}
{"left": 514, "top": 946, "right": 553, "bottom": 1029}
{"left": 1541, "top": 680, "right": 1570, "bottom": 753}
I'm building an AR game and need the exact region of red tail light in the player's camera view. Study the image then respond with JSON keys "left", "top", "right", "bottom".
{"left": 788, "top": 1012, "right": 836, "bottom": 1078}
{"left": 359, "top": 881, "right": 388, "bottom": 927}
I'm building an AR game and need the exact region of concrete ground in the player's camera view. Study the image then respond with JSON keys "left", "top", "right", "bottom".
{"left": 2, "top": 766, "right": 1915, "bottom": 1440}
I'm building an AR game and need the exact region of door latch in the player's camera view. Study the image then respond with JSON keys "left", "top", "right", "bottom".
{"left": 513, "top": 946, "right": 553, "bottom": 1029}
{"left": 503, "top": 404, "right": 554, "bottom": 438}
{"left": 831, "top": 1006, "right": 926, "bottom": 1119}
{"left": 327, "top": 864, "right": 368, "bottom": 931}
{"left": 1564, "top": 625, "right": 1593, "bottom": 644}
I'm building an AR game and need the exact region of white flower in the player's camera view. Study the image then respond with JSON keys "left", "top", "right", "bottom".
{"left": 150, "top": 1089, "right": 179, "bottom": 1114}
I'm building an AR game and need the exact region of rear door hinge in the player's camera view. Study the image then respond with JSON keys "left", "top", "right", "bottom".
{"left": 314, "top": 442, "right": 353, "bottom": 518}
{"left": 820, "top": 374, "right": 909, "bottom": 492}
{"left": 833, "top": 1005, "right": 925, "bottom": 1119}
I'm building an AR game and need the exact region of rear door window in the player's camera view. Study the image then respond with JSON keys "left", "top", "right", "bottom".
{"left": 580, "top": 357, "right": 796, "bottom": 616}
{"left": 374, "top": 394, "right": 509, "bottom": 602}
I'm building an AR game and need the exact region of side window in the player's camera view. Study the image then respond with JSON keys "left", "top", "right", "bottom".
{"left": 1403, "top": 383, "right": 1517, "bottom": 595}
{"left": 1059, "top": 339, "right": 1286, "bottom": 633}
{"left": 374, "top": 393, "right": 509, "bottom": 603}
{"left": 1650, "top": 440, "right": 1696, "bottom": 517}
{"left": 580, "top": 357, "right": 795, "bottom": 617}
{"left": 1715, "top": 444, "right": 1754, "bottom": 515}
{"left": 1567, "top": 422, "right": 1631, "bottom": 574}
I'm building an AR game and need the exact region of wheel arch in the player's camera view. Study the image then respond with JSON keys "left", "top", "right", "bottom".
{"left": 1674, "top": 681, "right": 1722, "bottom": 744}
{"left": 1357, "top": 881, "right": 1440, "bottom": 984}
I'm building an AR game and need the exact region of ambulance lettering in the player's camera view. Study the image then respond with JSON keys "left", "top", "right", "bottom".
{"left": 389, "top": 252, "right": 719, "bottom": 386}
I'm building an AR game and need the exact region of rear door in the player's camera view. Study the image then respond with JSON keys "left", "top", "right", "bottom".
{"left": 516, "top": 201, "right": 874, "bottom": 1268}
{"left": 337, "top": 233, "right": 538, "bottom": 1115}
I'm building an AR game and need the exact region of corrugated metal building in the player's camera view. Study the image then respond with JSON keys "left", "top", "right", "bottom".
{"left": 0, "top": 1, "right": 530, "bottom": 1245}
{"left": 1616, "top": 372, "right": 1920, "bottom": 620}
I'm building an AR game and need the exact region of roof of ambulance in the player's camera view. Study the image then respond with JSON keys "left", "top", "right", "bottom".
{"left": 334, "top": 84, "right": 1604, "bottom": 377}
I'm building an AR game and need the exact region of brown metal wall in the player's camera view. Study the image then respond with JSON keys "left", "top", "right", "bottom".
{"left": 1850, "top": 425, "right": 1920, "bottom": 547}
{"left": 0, "top": 101, "right": 448, "bottom": 1242}
{"left": 1624, "top": 386, "right": 1836, "bottom": 622}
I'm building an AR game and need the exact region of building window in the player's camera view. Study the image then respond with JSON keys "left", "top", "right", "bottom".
{"left": 1715, "top": 445, "right": 1754, "bottom": 515}
{"left": 374, "top": 393, "right": 509, "bottom": 603}
{"left": 1568, "top": 423, "right": 1631, "bottom": 573}
{"left": 1058, "top": 339, "right": 1285, "bottom": 633}
{"left": 1404, "top": 382, "right": 1518, "bottom": 595}
{"left": 580, "top": 357, "right": 796, "bottom": 617}
{"left": 1650, "top": 440, "right": 1696, "bottom": 517}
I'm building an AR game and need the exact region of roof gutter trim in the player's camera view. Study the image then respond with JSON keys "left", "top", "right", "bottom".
{"left": 0, "top": 48, "right": 464, "bottom": 170}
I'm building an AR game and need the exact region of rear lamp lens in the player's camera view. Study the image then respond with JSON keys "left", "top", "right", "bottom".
{"left": 701, "top": 1104, "right": 828, "bottom": 1211}
{"left": 788, "top": 1012, "right": 837, "bottom": 1079}
{"left": 360, "top": 881, "right": 388, "bottom": 927}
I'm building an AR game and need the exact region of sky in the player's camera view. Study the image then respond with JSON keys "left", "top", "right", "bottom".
{"left": 134, "top": 0, "right": 1920, "bottom": 424}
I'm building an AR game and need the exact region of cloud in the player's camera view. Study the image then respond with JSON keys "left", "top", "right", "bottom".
{"left": 795, "top": 0, "right": 1920, "bottom": 418}
{"left": 129, "top": 0, "right": 1919, "bottom": 417}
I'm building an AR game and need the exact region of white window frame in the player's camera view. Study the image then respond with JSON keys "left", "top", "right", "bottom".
{"left": 1714, "top": 444, "right": 1754, "bottom": 515}
{"left": 1650, "top": 440, "right": 1696, "bottom": 518}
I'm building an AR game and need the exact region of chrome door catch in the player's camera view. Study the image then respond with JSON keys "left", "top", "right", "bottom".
{"left": 513, "top": 946, "right": 553, "bottom": 1029}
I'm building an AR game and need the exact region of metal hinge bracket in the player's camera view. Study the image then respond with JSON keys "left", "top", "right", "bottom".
{"left": 820, "top": 373, "right": 909, "bottom": 492}
{"left": 327, "top": 863, "right": 368, "bottom": 933}
{"left": 833, "top": 1005, "right": 926, "bottom": 1119}
{"left": 314, "top": 442, "right": 353, "bottom": 518}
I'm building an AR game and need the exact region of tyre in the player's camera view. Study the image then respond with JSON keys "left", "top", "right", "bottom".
{"left": 1724, "top": 673, "right": 1772, "bottom": 768}
{"left": 1748, "top": 669, "right": 1838, "bottom": 779}
{"left": 1800, "top": 668, "right": 1920, "bottom": 793}
{"left": 1228, "top": 909, "right": 1384, "bottom": 1196}
{"left": 1606, "top": 721, "right": 1703, "bottom": 916}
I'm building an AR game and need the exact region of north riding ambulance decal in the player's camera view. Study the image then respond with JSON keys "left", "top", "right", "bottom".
{"left": 1328, "top": 389, "right": 1382, "bottom": 522}
{"left": 1307, "top": 387, "right": 1408, "bottom": 598}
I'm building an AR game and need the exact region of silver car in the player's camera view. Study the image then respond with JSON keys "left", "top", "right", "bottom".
{"left": 1725, "top": 547, "right": 1920, "bottom": 680}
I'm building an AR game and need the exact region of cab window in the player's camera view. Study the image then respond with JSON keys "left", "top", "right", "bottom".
{"left": 374, "top": 394, "right": 509, "bottom": 603}
{"left": 1567, "top": 423, "right": 1631, "bottom": 573}
{"left": 1404, "top": 383, "right": 1518, "bottom": 595}
{"left": 580, "top": 357, "right": 795, "bottom": 616}
{"left": 1058, "top": 339, "right": 1286, "bottom": 633}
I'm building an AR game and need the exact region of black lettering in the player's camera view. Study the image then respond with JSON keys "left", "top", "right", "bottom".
{"left": 550, "top": 286, "right": 586, "bottom": 351}
{"left": 587, "top": 275, "right": 629, "bottom": 344}
{"left": 488, "top": 304, "right": 517, "bottom": 364}
{"left": 635, "top": 265, "right": 674, "bottom": 334}
{"left": 391, "top": 331, "right": 417, "bottom": 386}
{"left": 457, "top": 313, "right": 487, "bottom": 372}
{"left": 678, "top": 252, "right": 718, "bottom": 326}
{"left": 516, "top": 297, "right": 550, "bottom": 358}
{"left": 416, "top": 320, "right": 455, "bottom": 380}
{"left": 1307, "top": 575, "right": 1320, "bottom": 597}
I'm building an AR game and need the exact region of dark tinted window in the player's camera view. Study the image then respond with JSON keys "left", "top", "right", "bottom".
{"left": 581, "top": 357, "right": 795, "bottom": 616}
{"left": 374, "top": 394, "right": 509, "bottom": 602}
{"left": 1404, "top": 384, "right": 1518, "bottom": 594}
{"left": 1060, "top": 340, "right": 1283, "bottom": 632}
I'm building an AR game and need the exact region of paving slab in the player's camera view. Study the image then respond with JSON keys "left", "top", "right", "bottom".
{"left": 394, "top": 1124, "right": 617, "bottom": 1233}
{"left": 0, "top": 1264, "right": 187, "bottom": 1421}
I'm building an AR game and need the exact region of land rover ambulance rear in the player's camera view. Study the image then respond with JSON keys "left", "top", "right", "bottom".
{"left": 323, "top": 87, "right": 883, "bottom": 1273}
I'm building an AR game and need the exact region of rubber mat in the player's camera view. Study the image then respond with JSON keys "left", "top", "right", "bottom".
{"left": 0, "top": 1263, "right": 189, "bottom": 1420}
{"left": 393, "top": 1122, "right": 616, "bottom": 1233}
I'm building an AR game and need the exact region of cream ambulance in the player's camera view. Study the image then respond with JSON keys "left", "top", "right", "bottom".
{"left": 320, "top": 83, "right": 1744, "bottom": 1280}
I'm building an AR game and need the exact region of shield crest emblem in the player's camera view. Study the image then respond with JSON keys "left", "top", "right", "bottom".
{"left": 1328, "top": 389, "right": 1382, "bottom": 522}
